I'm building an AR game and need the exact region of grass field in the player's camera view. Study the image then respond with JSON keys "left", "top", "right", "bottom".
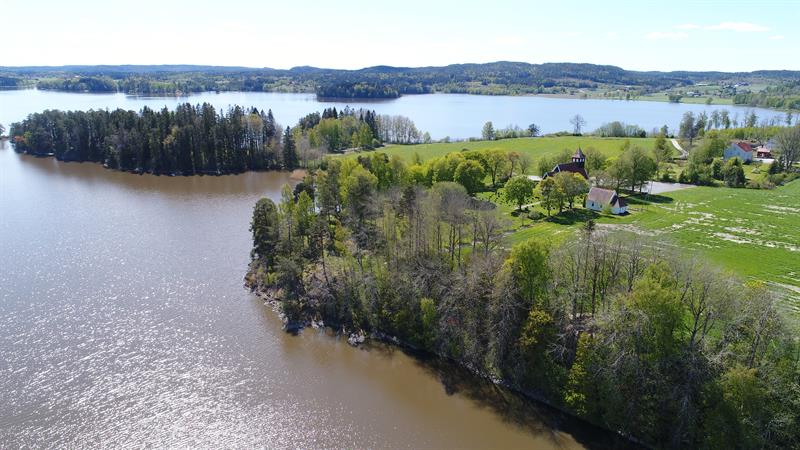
{"left": 363, "top": 136, "right": 660, "bottom": 164}
{"left": 346, "top": 137, "right": 799, "bottom": 318}
{"left": 504, "top": 180, "right": 800, "bottom": 319}
{"left": 636, "top": 93, "right": 734, "bottom": 105}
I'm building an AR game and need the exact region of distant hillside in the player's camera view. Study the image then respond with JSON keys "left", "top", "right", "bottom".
{"left": 1, "top": 62, "right": 799, "bottom": 105}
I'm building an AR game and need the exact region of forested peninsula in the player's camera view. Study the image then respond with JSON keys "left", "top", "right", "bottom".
{"left": 245, "top": 152, "right": 799, "bottom": 448}
{"left": 9, "top": 104, "right": 421, "bottom": 175}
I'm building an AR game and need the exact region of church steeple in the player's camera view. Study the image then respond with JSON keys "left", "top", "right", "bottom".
{"left": 571, "top": 147, "right": 586, "bottom": 167}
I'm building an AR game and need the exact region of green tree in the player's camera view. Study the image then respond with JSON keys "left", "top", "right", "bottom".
{"left": 419, "top": 297, "right": 437, "bottom": 350}
{"left": 679, "top": 111, "right": 698, "bottom": 147}
{"left": 453, "top": 159, "right": 485, "bottom": 195}
{"left": 484, "top": 149, "right": 509, "bottom": 187}
{"left": 582, "top": 147, "right": 607, "bottom": 174}
{"left": 509, "top": 240, "right": 550, "bottom": 306}
{"left": 652, "top": 134, "right": 672, "bottom": 178}
{"left": 722, "top": 157, "right": 746, "bottom": 187}
{"left": 553, "top": 172, "right": 589, "bottom": 209}
{"left": 503, "top": 175, "right": 535, "bottom": 210}
{"left": 617, "top": 143, "right": 657, "bottom": 192}
{"left": 250, "top": 197, "right": 280, "bottom": 269}
{"left": 429, "top": 152, "right": 464, "bottom": 183}
{"left": 482, "top": 121, "right": 495, "bottom": 140}
{"left": 356, "top": 122, "right": 374, "bottom": 149}
{"left": 536, "top": 177, "right": 559, "bottom": 216}
{"left": 282, "top": 126, "right": 298, "bottom": 169}
{"left": 294, "top": 190, "right": 315, "bottom": 239}
{"left": 341, "top": 164, "right": 378, "bottom": 233}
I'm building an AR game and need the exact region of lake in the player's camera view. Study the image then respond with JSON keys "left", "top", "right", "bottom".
{"left": 0, "top": 89, "right": 786, "bottom": 140}
{"left": 0, "top": 142, "right": 629, "bottom": 448}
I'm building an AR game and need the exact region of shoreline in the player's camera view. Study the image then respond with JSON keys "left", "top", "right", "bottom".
{"left": 8, "top": 148, "right": 309, "bottom": 179}
{"left": 243, "top": 267, "right": 643, "bottom": 449}
{"left": 10, "top": 87, "right": 791, "bottom": 112}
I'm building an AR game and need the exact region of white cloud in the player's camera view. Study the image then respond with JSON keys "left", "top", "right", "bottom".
{"left": 646, "top": 31, "right": 689, "bottom": 40}
{"left": 705, "top": 22, "right": 770, "bottom": 32}
{"left": 606, "top": 32, "right": 619, "bottom": 38}
{"left": 676, "top": 24, "right": 701, "bottom": 30}
{"left": 770, "top": 35, "right": 785, "bottom": 40}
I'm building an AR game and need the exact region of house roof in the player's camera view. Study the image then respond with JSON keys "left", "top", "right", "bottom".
{"left": 587, "top": 187, "right": 617, "bottom": 205}
{"left": 732, "top": 141, "right": 754, "bottom": 153}
{"left": 547, "top": 162, "right": 588, "bottom": 179}
{"left": 572, "top": 147, "right": 585, "bottom": 159}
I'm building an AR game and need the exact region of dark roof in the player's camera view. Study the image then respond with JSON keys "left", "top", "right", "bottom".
{"left": 614, "top": 196, "right": 627, "bottom": 208}
{"left": 546, "top": 162, "right": 588, "bottom": 179}
{"left": 573, "top": 147, "right": 585, "bottom": 159}
{"left": 732, "top": 141, "right": 754, "bottom": 152}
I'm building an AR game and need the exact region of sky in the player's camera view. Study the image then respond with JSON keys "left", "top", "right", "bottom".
{"left": 4, "top": 0, "right": 798, "bottom": 72}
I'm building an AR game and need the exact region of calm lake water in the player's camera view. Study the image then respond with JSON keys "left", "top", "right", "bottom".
{"left": 0, "top": 143, "right": 625, "bottom": 448}
{"left": 0, "top": 88, "right": 785, "bottom": 139}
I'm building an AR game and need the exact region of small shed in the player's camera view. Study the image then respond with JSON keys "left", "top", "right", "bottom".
{"left": 754, "top": 146, "right": 772, "bottom": 158}
{"left": 586, "top": 187, "right": 628, "bottom": 215}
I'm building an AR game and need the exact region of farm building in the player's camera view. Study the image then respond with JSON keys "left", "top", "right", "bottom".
{"left": 586, "top": 187, "right": 628, "bottom": 215}
{"left": 755, "top": 138, "right": 775, "bottom": 158}
{"left": 544, "top": 148, "right": 588, "bottom": 179}
{"left": 755, "top": 146, "right": 772, "bottom": 158}
{"left": 723, "top": 141, "right": 754, "bottom": 162}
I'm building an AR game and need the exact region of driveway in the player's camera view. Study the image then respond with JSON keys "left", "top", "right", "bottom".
{"left": 671, "top": 139, "right": 688, "bottom": 158}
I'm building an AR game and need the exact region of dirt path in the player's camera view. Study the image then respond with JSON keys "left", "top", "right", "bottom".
{"left": 671, "top": 139, "right": 687, "bottom": 158}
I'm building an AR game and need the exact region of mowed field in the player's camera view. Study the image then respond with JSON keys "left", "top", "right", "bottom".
{"left": 507, "top": 180, "right": 800, "bottom": 319}
{"left": 345, "top": 137, "right": 799, "bottom": 319}
{"left": 371, "top": 136, "right": 660, "bottom": 164}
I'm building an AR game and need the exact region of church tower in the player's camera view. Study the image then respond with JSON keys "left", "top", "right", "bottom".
{"left": 571, "top": 147, "right": 586, "bottom": 167}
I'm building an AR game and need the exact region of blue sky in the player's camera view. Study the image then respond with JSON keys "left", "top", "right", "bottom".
{"left": 5, "top": 0, "right": 798, "bottom": 71}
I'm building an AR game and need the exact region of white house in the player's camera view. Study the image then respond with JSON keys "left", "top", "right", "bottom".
{"left": 586, "top": 187, "right": 628, "bottom": 215}
{"left": 723, "top": 141, "right": 754, "bottom": 162}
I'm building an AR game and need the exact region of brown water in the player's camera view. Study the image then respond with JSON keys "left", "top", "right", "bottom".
{"left": 0, "top": 142, "right": 606, "bottom": 448}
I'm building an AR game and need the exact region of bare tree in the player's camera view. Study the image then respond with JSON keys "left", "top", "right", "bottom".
{"left": 570, "top": 114, "right": 586, "bottom": 135}
{"left": 774, "top": 125, "right": 800, "bottom": 171}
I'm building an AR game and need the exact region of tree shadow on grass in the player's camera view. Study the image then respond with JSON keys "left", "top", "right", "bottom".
{"left": 626, "top": 193, "right": 675, "bottom": 204}
{"left": 545, "top": 208, "right": 600, "bottom": 225}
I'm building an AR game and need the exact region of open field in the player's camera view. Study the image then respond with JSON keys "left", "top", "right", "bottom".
{"left": 369, "top": 136, "right": 660, "bottom": 164}
{"left": 636, "top": 93, "right": 734, "bottom": 105}
{"left": 504, "top": 180, "right": 800, "bottom": 319}
{"left": 347, "top": 137, "right": 798, "bottom": 317}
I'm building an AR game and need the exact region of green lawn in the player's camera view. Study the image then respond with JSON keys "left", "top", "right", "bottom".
{"left": 505, "top": 180, "right": 800, "bottom": 319}
{"left": 357, "top": 136, "right": 659, "bottom": 164}
{"left": 636, "top": 93, "right": 734, "bottom": 105}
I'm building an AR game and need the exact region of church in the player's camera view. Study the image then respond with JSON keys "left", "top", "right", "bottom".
{"left": 543, "top": 148, "right": 589, "bottom": 180}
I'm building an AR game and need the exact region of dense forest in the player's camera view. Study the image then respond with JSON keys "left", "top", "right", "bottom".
{"left": 3, "top": 62, "right": 798, "bottom": 99}
{"left": 8, "top": 104, "right": 423, "bottom": 175}
{"left": 245, "top": 153, "right": 799, "bottom": 448}
{"left": 315, "top": 82, "right": 400, "bottom": 99}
